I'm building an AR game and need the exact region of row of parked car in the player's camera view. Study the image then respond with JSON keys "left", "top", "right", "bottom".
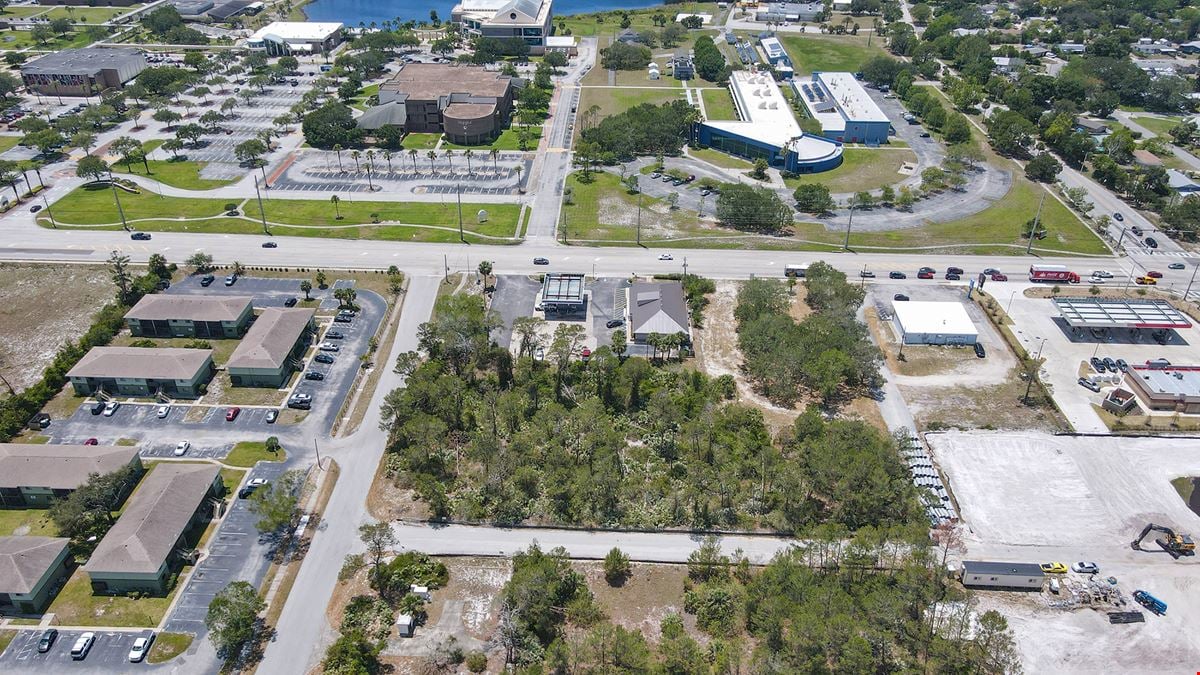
{"left": 36, "top": 628, "right": 154, "bottom": 663}
{"left": 864, "top": 266, "right": 1008, "bottom": 282}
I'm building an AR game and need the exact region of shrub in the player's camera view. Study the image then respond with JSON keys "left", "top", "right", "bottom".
{"left": 603, "top": 547, "right": 632, "bottom": 586}
{"left": 466, "top": 651, "right": 488, "bottom": 672}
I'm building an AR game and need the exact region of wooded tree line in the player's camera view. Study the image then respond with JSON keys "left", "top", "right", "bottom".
{"left": 497, "top": 537, "right": 1020, "bottom": 673}
{"left": 736, "top": 264, "right": 881, "bottom": 406}
{"left": 580, "top": 100, "right": 698, "bottom": 162}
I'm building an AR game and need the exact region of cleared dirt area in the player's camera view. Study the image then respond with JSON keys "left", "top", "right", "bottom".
{"left": 929, "top": 431, "right": 1200, "bottom": 672}
{"left": 580, "top": 561, "right": 705, "bottom": 643}
{"left": 0, "top": 264, "right": 113, "bottom": 394}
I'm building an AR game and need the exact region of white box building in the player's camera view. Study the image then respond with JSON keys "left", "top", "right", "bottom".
{"left": 893, "top": 301, "right": 978, "bottom": 345}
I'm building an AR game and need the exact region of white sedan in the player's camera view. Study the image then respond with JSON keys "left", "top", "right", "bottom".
{"left": 156, "top": 405, "right": 170, "bottom": 419}
{"left": 1071, "top": 561, "right": 1100, "bottom": 574}
{"left": 658, "top": 254, "right": 674, "bottom": 261}
{"left": 102, "top": 401, "right": 119, "bottom": 417}
{"left": 174, "top": 441, "right": 190, "bottom": 456}
{"left": 128, "top": 634, "right": 155, "bottom": 662}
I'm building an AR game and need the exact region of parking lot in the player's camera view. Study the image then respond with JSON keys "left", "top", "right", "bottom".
{"left": 273, "top": 151, "right": 530, "bottom": 197}
{"left": 0, "top": 629, "right": 157, "bottom": 672}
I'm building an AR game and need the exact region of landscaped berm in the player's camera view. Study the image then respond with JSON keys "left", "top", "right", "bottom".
{"left": 40, "top": 184, "right": 524, "bottom": 244}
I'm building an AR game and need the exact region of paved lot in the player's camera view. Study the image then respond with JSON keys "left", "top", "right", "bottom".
{"left": 490, "top": 275, "right": 540, "bottom": 349}
{"left": 0, "top": 628, "right": 156, "bottom": 672}
{"left": 273, "top": 153, "right": 530, "bottom": 196}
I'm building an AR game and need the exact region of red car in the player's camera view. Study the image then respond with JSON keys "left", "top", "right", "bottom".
{"left": 1147, "top": 270, "right": 1163, "bottom": 279}
{"left": 84, "top": 438, "right": 99, "bottom": 445}
{"left": 990, "top": 273, "right": 1008, "bottom": 281}
{"left": 917, "top": 271, "right": 934, "bottom": 279}
{"left": 225, "top": 407, "right": 241, "bottom": 421}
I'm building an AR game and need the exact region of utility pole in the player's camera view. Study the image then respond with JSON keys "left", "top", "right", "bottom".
{"left": 313, "top": 439, "right": 326, "bottom": 471}
{"left": 443, "top": 254, "right": 449, "bottom": 283}
{"left": 1023, "top": 338, "right": 1047, "bottom": 404}
{"left": 42, "top": 193, "right": 56, "bottom": 229}
{"left": 636, "top": 192, "right": 642, "bottom": 246}
{"left": 110, "top": 179, "right": 128, "bottom": 231}
{"left": 456, "top": 183, "right": 464, "bottom": 242}
{"left": 1025, "top": 191, "right": 1046, "bottom": 255}
{"left": 1185, "top": 258, "right": 1200, "bottom": 300}
{"left": 254, "top": 175, "right": 269, "bottom": 235}
{"left": 1115, "top": 225, "right": 1128, "bottom": 251}
{"left": 843, "top": 203, "right": 855, "bottom": 250}
{"left": 683, "top": 256, "right": 688, "bottom": 280}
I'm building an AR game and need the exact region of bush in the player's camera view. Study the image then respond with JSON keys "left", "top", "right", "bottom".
{"left": 604, "top": 547, "right": 632, "bottom": 586}
{"left": 129, "top": 338, "right": 157, "bottom": 348}
{"left": 465, "top": 651, "right": 488, "bottom": 672}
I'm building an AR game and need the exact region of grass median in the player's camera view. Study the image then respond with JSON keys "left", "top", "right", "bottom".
{"left": 225, "top": 441, "right": 287, "bottom": 468}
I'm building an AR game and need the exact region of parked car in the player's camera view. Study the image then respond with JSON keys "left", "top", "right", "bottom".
{"left": 319, "top": 342, "right": 340, "bottom": 352}
{"left": 945, "top": 272, "right": 961, "bottom": 280}
{"left": 262, "top": 241, "right": 278, "bottom": 248}
{"left": 1169, "top": 262, "right": 1186, "bottom": 270}
{"left": 917, "top": 271, "right": 934, "bottom": 279}
{"left": 889, "top": 271, "right": 906, "bottom": 279}
{"left": 1147, "top": 357, "right": 1171, "bottom": 368}
{"left": 973, "top": 343, "right": 986, "bottom": 358}
{"left": 333, "top": 314, "right": 352, "bottom": 323}
{"left": 130, "top": 232, "right": 151, "bottom": 240}
{"left": 1147, "top": 270, "right": 1163, "bottom": 279}
{"left": 128, "top": 634, "right": 155, "bottom": 662}
{"left": 1116, "top": 358, "right": 1129, "bottom": 372}
{"left": 1077, "top": 377, "right": 1102, "bottom": 392}
{"left": 1040, "top": 561, "right": 1068, "bottom": 574}
{"left": 37, "top": 628, "right": 58, "bottom": 653}
{"left": 225, "top": 407, "right": 240, "bottom": 421}
{"left": 224, "top": 275, "right": 236, "bottom": 286}
{"left": 893, "top": 293, "right": 910, "bottom": 301}
{"left": 156, "top": 405, "right": 170, "bottom": 419}
{"left": 533, "top": 257, "right": 549, "bottom": 265}
{"left": 946, "top": 266, "right": 964, "bottom": 275}
{"left": 71, "top": 632, "right": 96, "bottom": 660}
{"left": 1145, "top": 237, "right": 1158, "bottom": 248}
{"left": 102, "top": 401, "right": 119, "bottom": 417}
{"left": 91, "top": 401, "right": 105, "bottom": 415}
{"left": 174, "top": 441, "right": 190, "bottom": 456}
{"left": 200, "top": 274, "right": 215, "bottom": 286}
{"left": 239, "top": 478, "right": 269, "bottom": 499}
{"left": 314, "top": 353, "right": 335, "bottom": 364}
{"left": 658, "top": 253, "right": 673, "bottom": 261}
{"left": 305, "top": 371, "right": 325, "bottom": 381}
{"left": 1090, "top": 356, "right": 1106, "bottom": 372}
{"left": 606, "top": 319, "right": 624, "bottom": 328}
{"left": 1071, "top": 561, "right": 1100, "bottom": 574}
{"left": 266, "top": 410, "right": 278, "bottom": 423}
{"left": 649, "top": 172, "right": 661, "bottom": 178}
{"left": 1102, "top": 357, "right": 1117, "bottom": 371}
{"left": 84, "top": 438, "right": 99, "bottom": 445}
{"left": 284, "top": 297, "right": 298, "bottom": 307}
{"left": 700, "top": 189, "right": 712, "bottom": 196}
{"left": 919, "top": 131, "right": 931, "bottom": 137}
{"left": 325, "top": 330, "right": 344, "bottom": 339}
{"left": 287, "top": 397, "right": 312, "bottom": 410}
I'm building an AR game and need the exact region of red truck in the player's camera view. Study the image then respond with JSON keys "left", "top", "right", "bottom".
{"left": 1029, "top": 265, "right": 1080, "bottom": 284}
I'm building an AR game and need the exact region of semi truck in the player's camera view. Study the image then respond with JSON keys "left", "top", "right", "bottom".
{"left": 1029, "top": 265, "right": 1080, "bottom": 284}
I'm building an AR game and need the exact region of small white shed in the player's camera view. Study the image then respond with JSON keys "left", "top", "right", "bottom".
{"left": 396, "top": 614, "right": 415, "bottom": 638}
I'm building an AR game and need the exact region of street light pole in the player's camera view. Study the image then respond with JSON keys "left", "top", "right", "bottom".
{"left": 110, "top": 178, "right": 128, "bottom": 231}
{"left": 1025, "top": 191, "right": 1046, "bottom": 255}
{"left": 843, "top": 203, "right": 854, "bottom": 250}
{"left": 254, "top": 175, "right": 269, "bottom": 235}
{"left": 456, "top": 183, "right": 464, "bottom": 242}
{"left": 42, "top": 193, "right": 55, "bottom": 229}
{"left": 1023, "top": 338, "right": 1048, "bottom": 404}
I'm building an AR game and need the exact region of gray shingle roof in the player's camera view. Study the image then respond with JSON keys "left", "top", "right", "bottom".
{"left": 125, "top": 294, "right": 252, "bottom": 323}
{"left": 357, "top": 101, "right": 408, "bottom": 130}
{"left": 67, "top": 347, "right": 214, "bottom": 381}
{"left": 0, "top": 536, "right": 69, "bottom": 595}
{"left": 84, "top": 463, "right": 220, "bottom": 576}
{"left": 226, "top": 307, "right": 314, "bottom": 371}
{"left": 0, "top": 443, "right": 140, "bottom": 491}
{"left": 629, "top": 281, "right": 689, "bottom": 336}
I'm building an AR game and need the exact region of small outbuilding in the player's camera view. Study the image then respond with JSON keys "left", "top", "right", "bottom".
{"left": 892, "top": 301, "right": 978, "bottom": 345}
{"left": 396, "top": 613, "right": 415, "bottom": 637}
{"left": 961, "top": 561, "right": 1045, "bottom": 590}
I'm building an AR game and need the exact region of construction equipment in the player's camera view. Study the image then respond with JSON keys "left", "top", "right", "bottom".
{"left": 1131, "top": 523, "right": 1195, "bottom": 558}
{"left": 1133, "top": 590, "right": 1167, "bottom": 616}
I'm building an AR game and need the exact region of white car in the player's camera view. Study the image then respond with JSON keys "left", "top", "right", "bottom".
{"left": 1089, "top": 276, "right": 1106, "bottom": 284}
{"left": 71, "top": 632, "right": 95, "bottom": 660}
{"left": 102, "top": 401, "right": 119, "bottom": 417}
{"left": 319, "top": 342, "right": 340, "bottom": 352}
{"left": 156, "top": 405, "right": 170, "bottom": 419}
{"left": 174, "top": 441, "right": 190, "bottom": 456}
{"left": 1092, "top": 270, "right": 1114, "bottom": 279}
{"left": 658, "top": 253, "right": 673, "bottom": 261}
{"left": 128, "top": 634, "right": 154, "bottom": 662}
{"left": 1071, "top": 561, "right": 1100, "bottom": 574}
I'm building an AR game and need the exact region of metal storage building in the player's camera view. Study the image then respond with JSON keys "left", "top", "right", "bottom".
{"left": 892, "top": 301, "right": 978, "bottom": 345}
{"left": 961, "top": 561, "right": 1045, "bottom": 590}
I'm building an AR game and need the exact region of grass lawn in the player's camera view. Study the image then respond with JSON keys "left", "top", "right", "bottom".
{"left": 225, "top": 441, "right": 287, "bottom": 468}
{"left": 220, "top": 467, "right": 248, "bottom": 496}
{"left": 0, "top": 6, "right": 52, "bottom": 18}
{"left": 401, "top": 132, "right": 440, "bottom": 150}
{"left": 42, "top": 185, "right": 523, "bottom": 242}
{"left": 112, "top": 333, "right": 240, "bottom": 366}
{"left": 147, "top": 632, "right": 193, "bottom": 664}
{"left": 0, "top": 28, "right": 98, "bottom": 51}
{"left": 784, "top": 148, "right": 916, "bottom": 193}
{"left": 46, "top": 569, "right": 176, "bottom": 627}
{"left": 0, "top": 631, "right": 14, "bottom": 657}
{"left": 1131, "top": 115, "right": 1182, "bottom": 138}
{"left": 43, "top": 5, "right": 135, "bottom": 22}
{"left": 557, "top": 3, "right": 719, "bottom": 37}
{"left": 0, "top": 508, "right": 57, "bottom": 537}
{"left": 613, "top": 69, "right": 684, "bottom": 88}
{"left": 701, "top": 87, "right": 737, "bottom": 120}
{"left": 578, "top": 86, "right": 686, "bottom": 121}
{"left": 777, "top": 34, "right": 885, "bottom": 75}
{"left": 114, "top": 140, "right": 237, "bottom": 191}
{"left": 350, "top": 83, "right": 380, "bottom": 111}
{"left": 442, "top": 125, "right": 542, "bottom": 151}
{"left": 0, "top": 135, "right": 20, "bottom": 154}
{"left": 688, "top": 146, "right": 752, "bottom": 169}
{"left": 562, "top": 170, "right": 716, "bottom": 242}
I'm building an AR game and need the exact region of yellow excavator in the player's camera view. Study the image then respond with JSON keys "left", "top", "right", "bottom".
{"left": 1131, "top": 523, "right": 1196, "bottom": 559}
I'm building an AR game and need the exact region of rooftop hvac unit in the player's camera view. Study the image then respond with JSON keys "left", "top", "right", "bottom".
{"left": 758, "top": 101, "right": 767, "bottom": 109}
{"left": 769, "top": 101, "right": 778, "bottom": 109}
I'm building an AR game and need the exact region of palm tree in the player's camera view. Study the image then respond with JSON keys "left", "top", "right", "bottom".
{"left": 330, "top": 194, "right": 342, "bottom": 219}
{"left": 464, "top": 149, "right": 474, "bottom": 173}
{"left": 490, "top": 148, "right": 500, "bottom": 174}
{"left": 409, "top": 148, "right": 418, "bottom": 172}
{"left": 426, "top": 150, "right": 436, "bottom": 173}
{"left": 365, "top": 149, "right": 375, "bottom": 172}
{"left": 444, "top": 148, "right": 454, "bottom": 172}
{"left": 351, "top": 149, "right": 361, "bottom": 172}
{"left": 514, "top": 164, "right": 523, "bottom": 190}
{"left": 383, "top": 150, "right": 392, "bottom": 173}
{"left": 333, "top": 144, "right": 344, "bottom": 172}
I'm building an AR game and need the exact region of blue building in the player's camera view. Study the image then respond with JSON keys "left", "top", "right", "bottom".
{"left": 797, "top": 72, "right": 892, "bottom": 145}
{"left": 697, "top": 70, "right": 842, "bottom": 173}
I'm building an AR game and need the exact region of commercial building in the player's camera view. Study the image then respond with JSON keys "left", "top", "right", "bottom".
{"left": 84, "top": 463, "right": 223, "bottom": 595}
{"left": 1052, "top": 297, "right": 1192, "bottom": 331}
{"left": 796, "top": 72, "right": 891, "bottom": 144}
{"left": 366, "top": 64, "right": 514, "bottom": 144}
{"left": 755, "top": 2, "right": 824, "bottom": 23}
{"left": 671, "top": 52, "right": 694, "bottom": 80}
{"left": 125, "top": 294, "right": 253, "bottom": 339}
{"left": 892, "top": 301, "right": 978, "bottom": 345}
{"left": 37, "top": 0, "right": 139, "bottom": 6}
{"left": 248, "top": 21, "right": 343, "bottom": 56}
{"left": 0, "top": 536, "right": 71, "bottom": 614}
{"left": 452, "top": 0, "right": 554, "bottom": 53}
{"left": 1124, "top": 365, "right": 1200, "bottom": 413}
{"left": 226, "top": 307, "right": 316, "bottom": 388}
{"left": 697, "top": 70, "right": 843, "bottom": 173}
{"left": 0, "top": 443, "right": 142, "bottom": 508}
{"left": 759, "top": 36, "right": 791, "bottom": 67}
{"left": 540, "top": 273, "right": 587, "bottom": 314}
{"left": 1168, "top": 168, "right": 1200, "bottom": 195}
{"left": 20, "top": 48, "right": 146, "bottom": 97}
{"left": 66, "top": 347, "right": 216, "bottom": 399}
{"left": 960, "top": 561, "right": 1045, "bottom": 590}
{"left": 626, "top": 281, "right": 690, "bottom": 343}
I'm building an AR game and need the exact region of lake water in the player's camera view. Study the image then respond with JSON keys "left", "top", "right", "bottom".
{"left": 302, "top": 0, "right": 668, "bottom": 26}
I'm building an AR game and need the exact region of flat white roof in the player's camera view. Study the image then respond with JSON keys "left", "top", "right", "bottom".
{"left": 675, "top": 13, "right": 713, "bottom": 23}
{"left": 251, "top": 21, "right": 342, "bottom": 42}
{"left": 815, "top": 71, "right": 889, "bottom": 123}
{"left": 705, "top": 71, "right": 841, "bottom": 162}
{"left": 893, "top": 301, "right": 978, "bottom": 336}
{"left": 545, "top": 36, "right": 576, "bottom": 47}
{"left": 760, "top": 36, "right": 785, "bottom": 58}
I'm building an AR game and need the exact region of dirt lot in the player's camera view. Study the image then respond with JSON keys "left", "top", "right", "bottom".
{"left": 0, "top": 264, "right": 113, "bottom": 395}
{"left": 580, "top": 561, "right": 704, "bottom": 642}
{"left": 928, "top": 431, "right": 1200, "bottom": 672}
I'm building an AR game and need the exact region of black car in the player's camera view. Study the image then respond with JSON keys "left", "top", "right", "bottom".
{"left": 304, "top": 371, "right": 325, "bottom": 381}
{"left": 314, "top": 353, "right": 335, "bottom": 364}
{"left": 533, "top": 257, "right": 550, "bottom": 265}
{"left": 90, "top": 400, "right": 105, "bottom": 415}
{"left": 325, "top": 330, "right": 344, "bottom": 339}
{"left": 945, "top": 273, "right": 961, "bottom": 280}
{"left": 918, "top": 266, "right": 936, "bottom": 275}
{"left": 333, "top": 315, "right": 352, "bottom": 323}
{"left": 284, "top": 297, "right": 298, "bottom": 307}
{"left": 919, "top": 132, "right": 931, "bottom": 137}
{"left": 1131, "top": 225, "right": 1143, "bottom": 236}
{"left": 262, "top": 241, "right": 278, "bottom": 248}
{"left": 1145, "top": 237, "right": 1158, "bottom": 248}
{"left": 1090, "top": 356, "right": 1106, "bottom": 373}
{"left": 889, "top": 271, "right": 907, "bottom": 279}
{"left": 1116, "top": 358, "right": 1129, "bottom": 372}
{"left": 37, "top": 628, "right": 58, "bottom": 653}
{"left": 200, "top": 274, "right": 215, "bottom": 286}
{"left": 974, "top": 343, "right": 986, "bottom": 358}
{"left": 606, "top": 319, "right": 624, "bottom": 328}
{"left": 30, "top": 204, "right": 41, "bottom": 213}
{"left": 893, "top": 293, "right": 910, "bottom": 301}
{"left": 1113, "top": 212, "right": 1124, "bottom": 222}
{"left": 130, "top": 232, "right": 151, "bottom": 240}
{"left": 287, "top": 398, "right": 312, "bottom": 410}
{"left": 946, "top": 266, "right": 964, "bottom": 275}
